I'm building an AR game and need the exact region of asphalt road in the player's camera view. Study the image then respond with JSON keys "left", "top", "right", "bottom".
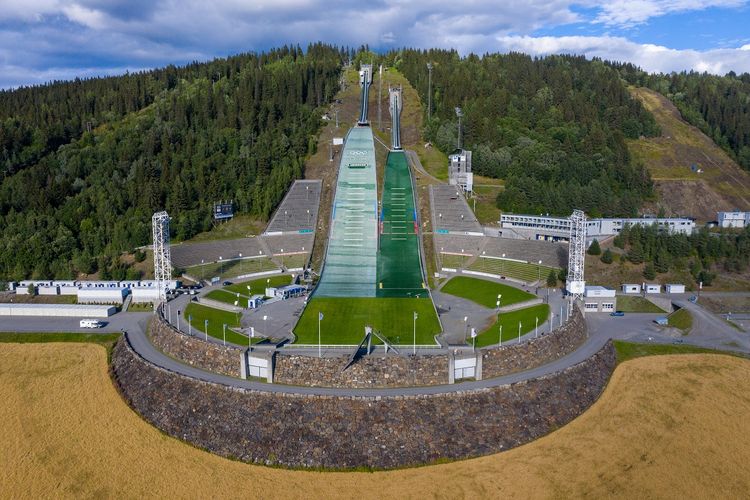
{"left": 2, "top": 292, "right": 748, "bottom": 397}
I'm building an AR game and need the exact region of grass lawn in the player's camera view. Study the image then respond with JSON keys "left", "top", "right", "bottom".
{"left": 204, "top": 289, "right": 250, "bottom": 308}
{"left": 223, "top": 274, "right": 292, "bottom": 296}
{"left": 668, "top": 308, "right": 693, "bottom": 333}
{"left": 616, "top": 295, "right": 666, "bottom": 313}
{"left": 294, "top": 297, "right": 441, "bottom": 345}
{"left": 468, "top": 258, "right": 558, "bottom": 284}
{"left": 0, "top": 332, "right": 121, "bottom": 344}
{"left": 474, "top": 304, "right": 550, "bottom": 348}
{"left": 613, "top": 340, "right": 748, "bottom": 363}
{"left": 184, "top": 215, "right": 267, "bottom": 242}
{"left": 183, "top": 303, "right": 259, "bottom": 346}
{"left": 441, "top": 276, "right": 535, "bottom": 309}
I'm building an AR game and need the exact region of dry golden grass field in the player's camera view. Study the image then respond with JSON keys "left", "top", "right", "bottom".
{"left": 2, "top": 343, "right": 750, "bottom": 499}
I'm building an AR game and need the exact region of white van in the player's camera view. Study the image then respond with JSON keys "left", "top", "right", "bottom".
{"left": 79, "top": 319, "right": 103, "bottom": 329}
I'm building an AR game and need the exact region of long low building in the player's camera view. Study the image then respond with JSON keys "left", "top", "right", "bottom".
{"left": 0, "top": 304, "right": 116, "bottom": 317}
{"left": 499, "top": 213, "right": 695, "bottom": 241}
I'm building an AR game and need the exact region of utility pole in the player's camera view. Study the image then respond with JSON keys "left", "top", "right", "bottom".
{"left": 378, "top": 64, "right": 383, "bottom": 131}
{"left": 427, "top": 62, "right": 433, "bottom": 121}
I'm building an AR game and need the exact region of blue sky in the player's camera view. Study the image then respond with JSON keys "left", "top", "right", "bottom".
{"left": 1, "top": 0, "right": 750, "bottom": 88}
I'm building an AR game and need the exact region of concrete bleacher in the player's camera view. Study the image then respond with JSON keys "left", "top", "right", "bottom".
{"left": 264, "top": 180, "right": 322, "bottom": 234}
{"left": 261, "top": 233, "right": 314, "bottom": 255}
{"left": 482, "top": 238, "right": 568, "bottom": 268}
{"left": 430, "top": 184, "right": 482, "bottom": 234}
{"left": 171, "top": 238, "right": 266, "bottom": 269}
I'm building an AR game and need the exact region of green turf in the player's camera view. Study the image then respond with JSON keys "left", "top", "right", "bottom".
{"left": 0, "top": 332, "right": 121, "bottom": 344}
{"left": 473, "top": 304, "right": 550, "bottom": 348}
{"left": 467, "top": 258, "right": 557, "bottom": 284}
{"left": 278, "top": 253, "right": 308, "bottom": 269}
{"left": 377, "top": 151, "right": 425, "bottom": 297}
{"left": 616, "top": 295, "right": 666, "bottom": 313}
{"left": 183, "top": 303, "right": 260, "bottom": 345}
{"left": 186, "top": 257, "right": 278, "bottom": 280}
{"left": 204, "top": 289, "right": 250, "bottom": 308}
{"left": 294, "top": 297, "right": 441, "bottom": 345}
{"left": 613, "top": 340, "right": 748, "bottom": 363}
{"left": 223, "top": 274, "right": 293, "bottom": 296}
{"left": 441, "top": 276, "right": 535, "bottom": 309}
{"left": 668, "top": 308, "right": 693, "bottom": 332}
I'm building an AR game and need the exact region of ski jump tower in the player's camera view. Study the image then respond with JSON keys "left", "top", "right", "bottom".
{"left": 389, "top": 85, "right": 403, "bottom": 150}
{"left": 152, "top": 211, "right": 172, "bottom": 305}
{"left": 358, "top": 64, "right": 373, "bottom": 126}
{"left": 566, "top": 209, "right": 586, "bottom": 308}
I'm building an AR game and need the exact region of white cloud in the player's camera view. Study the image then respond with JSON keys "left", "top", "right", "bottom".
{"left": 492, "top": 35, "right": 750, "bottom": 74}
{"left": 1, "top": 0, "right": 750, "bottom": 88}
{"left": 592, "top": 0, "right": 746, "bottom": 27}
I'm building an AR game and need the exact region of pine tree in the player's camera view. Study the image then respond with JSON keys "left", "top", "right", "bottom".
{"left": 587, "top": 239, "right": 601, "bottom": 255}
{"left": 600, "top": 248, "right": 613, "bottom": 264}
{"left": 643, "top": 263, "right": 656, "bottom": 280}
{"left": 546, "top": 269, "right": 558, "bottom": 287}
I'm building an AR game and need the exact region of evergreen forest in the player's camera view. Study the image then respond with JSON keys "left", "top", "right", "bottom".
{"left": 0, "top": 44, "right": 344, "bottom": 280}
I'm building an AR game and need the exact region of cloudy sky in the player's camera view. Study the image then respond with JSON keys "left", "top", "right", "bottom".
{"left": 1, "top": 0, "right": 750, "bottom": 88}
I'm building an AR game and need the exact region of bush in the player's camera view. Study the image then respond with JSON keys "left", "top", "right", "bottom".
{"left": 134, "top": 249, "right": 147, "bottom": 263}
{"left": 643, "top": 263, "right": 656, "bottom": 280}
{"left": 600, "top": 248, "right": 613, "bottom": 264}
{"left": 587, "top": 239, "right": 601, "bottom": 255}
{"left": 546, "top": 269, "right": 558, "bottom": 287}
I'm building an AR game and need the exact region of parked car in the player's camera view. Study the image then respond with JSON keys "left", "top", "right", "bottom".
{"left": 689, "top": 295, "right": 698, "bottom": 303}
{"left": 610, "top": 311, "right": 625, "bottom": 317}
{"left": 222, "top": 280, "right": 232, "bottom": 286}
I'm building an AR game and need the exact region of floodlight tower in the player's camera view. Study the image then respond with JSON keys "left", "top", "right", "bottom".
{"left": 152, "top": 211, "right": 172, "bottom": 307}
{"left": 566, "top": 209, "right": 587, "bottom": 311}
{"left": 455, "top": 107, "right": 463, "bottom": 149}
{"left": 426, "top": 62, "right": 433, "bottom": 121}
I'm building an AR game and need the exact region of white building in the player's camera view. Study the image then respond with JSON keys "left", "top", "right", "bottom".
{"left": 645, "top": 284, "right": 661, "bottom": 294}
{"left": 77, "top": 287, "right": 128, "bottom": 304}
{"left": 448, "top": 149, "right": 473, "bottom": 194}
{"left": 665, "top": 284, "right": 686, "bottom": 294}
{"left": 717, "top": 211, "right": 750, "bottom": 228}
{"left": 0, "top": 304, "right": 115, "bottom": 317}
{"left": 499, "top": 213, "right": 695, "bottom": 241}
{"left": 622, "top": 284, "right": 641, "bottom": 294}
{"left": 584, "top": 286, "right": 617, "bottom": 312}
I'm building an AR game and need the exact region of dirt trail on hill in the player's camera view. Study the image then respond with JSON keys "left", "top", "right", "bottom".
{"left": 2, "top": 343, "right": 750, "bottom": 498}
{"left": 628, "top": 87, "right": 750, "bottom": 221}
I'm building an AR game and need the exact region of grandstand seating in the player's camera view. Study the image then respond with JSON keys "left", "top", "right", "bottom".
{"left": 467, "top": 257, "right": 558, "bottom": 284}
{"left": 430, "top": 184, "right": 482, "bottom": 233}
{"left": 171, "top": 238, "right": 266, "bottom": 269}
{"left": 264, "top": 179, "right": 322, "bottom": 234}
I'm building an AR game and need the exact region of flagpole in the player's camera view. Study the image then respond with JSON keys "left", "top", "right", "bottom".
{"left": 413, "top": 311, "right": 417, "bottom": 355}
{"left": 518, "top": 321, "right": 521, "bottom": 344}
{"left": 499, "top": 325, "right": 502, "bottom": 347}
{"left": 535, "top": 316, "right": 538, "bottom": 338}
{"left": 318, "top": 312, "right": 322, "bottom": 358}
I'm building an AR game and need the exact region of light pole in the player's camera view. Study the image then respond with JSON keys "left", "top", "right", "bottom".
{"left": 518, "top": 321, "right": 521, "bottom": 344}
{"left": 219, "top": 256, "right": 223, "bottom": 279}
{"left": 502, "top": 253, "right": 506, "bottom": 276}
{"left": 204, "top": 319, "right": 208, "bottom": 341}
{"left": 496, "top": 294, "right": 502, "bottom": 346}
{"left": 188, "top": 315, "right": 192, "bottom": 336}
{"left": 263, "top": 314, "right": 268, "bottom": 337}
{"left": 455, "top": 107, "right": 463, "bottom": 149}
{"left": 201, "top": 259, "right": 205, "bottom": 283}
{"left": 426, "top": 62, "right": 433, "bottom": 121}
{"left": 318, "top": 311, "right": 323, "bottom": 358}
{"left": 413, "top": 311, "right": 418, "bottom": 355}
{"left": 222, "top": 323, "right": 227, "bottom": 346}
{"left": 537, "top": 259, "right": 542, "bottom": 285}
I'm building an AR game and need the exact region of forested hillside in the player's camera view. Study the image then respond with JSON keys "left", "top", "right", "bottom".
{"left": 390, "top": 50, "right": 659, "bottom": 217}
{"left": 617, "top": 64, "right": 750, "bottom": 171}
{"left": 0, "top": 44, "right": 343, "bottom": 280}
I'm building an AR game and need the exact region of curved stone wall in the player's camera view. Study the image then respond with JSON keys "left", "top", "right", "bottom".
{"left": 148, "top": 315, "right": 242, "bottom": 378}
{"left": 272, "top": 308, "right": 587, "bottom": 388}
{"left": 111, "top": 335, "right": 616, "bottom": 469}
{"left": 481, "top": 307, "right": 587, "bottom": 379}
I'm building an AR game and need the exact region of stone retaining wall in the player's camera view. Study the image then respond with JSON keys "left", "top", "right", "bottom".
{"left": 148, "top": 315, "right": 242, "bottom": 378}
{"left": 111, "top": 335, "right": 616, "bottom": 469}
{"left": 481, "top": 307, "right": 587, "bottom": 379}
{"left": 273, "top": 353, "right": 448, "bottom": 388}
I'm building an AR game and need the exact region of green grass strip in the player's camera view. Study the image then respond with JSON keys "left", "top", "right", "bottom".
{"left": 613, "top": 340, "right": 749, "bottom": 363}
{"left": 441, "top": 276, "right": 535, "bottom": 308}
{"left": 474, "top": 304, "right": 550, "bottom": 348}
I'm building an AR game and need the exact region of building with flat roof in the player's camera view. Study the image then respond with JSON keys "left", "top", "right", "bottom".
{"left": 717, "top": 211, "right": 750, "bottom": 228}
{"left": 499, "top": 214, "right": 695, "bottom": 241}
{"left": 583, "top": 286, "right": 617, "bottom": 312}
{"left": 448, "top": 149, "right": 473, "bottom": 194}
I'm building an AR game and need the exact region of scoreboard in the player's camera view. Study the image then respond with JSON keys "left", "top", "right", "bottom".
{"left": 214, "top": 202, "right": 234, "bottom": 220}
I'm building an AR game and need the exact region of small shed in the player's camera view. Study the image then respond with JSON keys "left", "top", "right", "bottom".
{"left": 645, "top": 284, "right": 661, "bottom": 294}
{"left": 621, "top": 284, "right": 641, "bottom": 294}
{"left": 248, "top": 294, "right": 265, "bottom": 309}
{"left": 665, "top": 284, "right": 686, "bottom": 294}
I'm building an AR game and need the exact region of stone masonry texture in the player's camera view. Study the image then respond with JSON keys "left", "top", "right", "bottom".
{"left": 149, "top": 316, "right": 242, "bottom": 378}
{"left": 111, "top": 335, "right": 616, "bottom": 469}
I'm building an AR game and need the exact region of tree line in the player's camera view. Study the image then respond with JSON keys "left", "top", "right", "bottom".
{"left": 388, "top": 49, "right": 660, "bottom": 217}
{"left": 0, "top": 43, "right": 345, "bottom": 280}
{"left": 615, "top": 63, "right": 750, "bottom": 171}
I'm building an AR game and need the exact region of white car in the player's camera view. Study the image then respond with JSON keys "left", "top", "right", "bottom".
{"left": 79, "top": 319, "right": 103, "bottom": 329}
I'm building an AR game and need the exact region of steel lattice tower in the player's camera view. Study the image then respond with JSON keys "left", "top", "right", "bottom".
{"left": 566, "top": 209, "right": 586, "bottom": 305}
{"left": 152, "top": 211, "right": 172, "bottom": 305}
